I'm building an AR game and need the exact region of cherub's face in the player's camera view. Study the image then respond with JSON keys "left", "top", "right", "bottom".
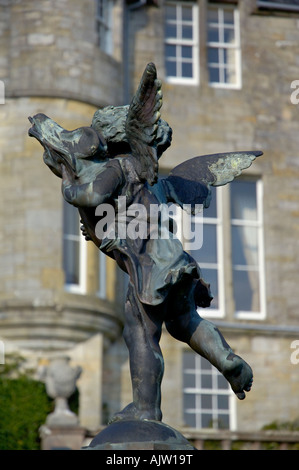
{"left": 28, "top": 113, "right": 107, "bottom": 179}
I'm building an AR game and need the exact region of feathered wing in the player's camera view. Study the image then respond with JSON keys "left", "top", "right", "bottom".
{"left": 164, "top": 151, "right": 263, "bottom": 214}
{"left": 125, "top": 63, "right": 162, "bottom": 185}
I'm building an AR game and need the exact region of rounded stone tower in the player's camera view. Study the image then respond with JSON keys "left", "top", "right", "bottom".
{"left": 0, "top": 0, "right": 125, "bottom": 429}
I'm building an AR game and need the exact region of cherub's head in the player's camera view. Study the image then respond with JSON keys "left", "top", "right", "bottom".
{"left": 92, "top": 105, "right": 172, "bottom": 159}
{"left": 28, "top": 113, "right": 108, "bottom": 178}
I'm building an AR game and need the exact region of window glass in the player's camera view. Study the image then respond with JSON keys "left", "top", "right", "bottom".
{"left": 164, "top": 2, "right": 198, "bottom": 83}
{"left": 184, "top": 179, "right": 264, "bottom": 318}
{"left": 230, "top": 180, "right": 257, "bottom": 221}
{"left": 190, "top": 223, "right": 217, "bottom": 265}
{"left": 183, "top": 352, "right": 232, "bottom": 429}
{"left": 207, "top": 6, "right": 241, "bottom": 88}
{"left": 96, "top": 0, "right": 112, "bottom": 55}
{"left": 230, "top": 180, "right": 263, "bottom": 316}
{"left": 63, "top": 239, "right": 80, "bottom": 285}
{"left": 97, "top": 250, "right": 107, "bottom": 299}
{"left": 233, "top": 269, "right": 260, "bottom": 312}
{"left": 187, "top": 186, "right": 220, "bottom": 313}
{"left": 231, "top": 226, "right": 259, "bottom": 266}
{"left": 62, "top": 199, "right": 86, "bottom": 293}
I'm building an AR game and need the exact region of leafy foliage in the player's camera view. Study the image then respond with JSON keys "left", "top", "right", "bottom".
{"left": 262, "top": 419, "right": 299, "bottom": 431}
{"left": 0, "top": 354, "right": 53, "bottom": 450}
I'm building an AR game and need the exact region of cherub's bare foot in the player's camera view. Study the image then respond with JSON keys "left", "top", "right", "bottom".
{"left": 109, "top": 402, "right": 162, "bottom": 424}
{"left": 222, "top": 354, "right": 253, "bottom": 400}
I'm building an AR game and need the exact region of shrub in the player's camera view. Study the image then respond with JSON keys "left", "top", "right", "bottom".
{"left": 0, "top": 354, "right": 53, "bottom": 450}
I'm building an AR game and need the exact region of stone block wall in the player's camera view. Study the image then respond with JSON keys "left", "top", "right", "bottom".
{"left": 129, "top": 0, "right": 299, "bottom": 327}
{"left": 0, "top": 0, "right": 123, "bottom": 107}
{"left": 1, "top": 0, "right": 299, "bottom": 435}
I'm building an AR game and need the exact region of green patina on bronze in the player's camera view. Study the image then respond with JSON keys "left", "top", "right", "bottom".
{"left": 29, "top": 63, "right": 261, "bottom": 437}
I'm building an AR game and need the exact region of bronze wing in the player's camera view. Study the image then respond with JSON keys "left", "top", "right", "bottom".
{"left": 164, "top": 151, "right": 263, "bottom": 214}
{"left": 125, "top": 62, "right": 163, "bottom": 185}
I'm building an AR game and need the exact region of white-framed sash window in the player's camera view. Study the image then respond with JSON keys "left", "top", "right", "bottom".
{"left": 97, "top": 250, "right": 107, "bottom": 299}
{"left": 184, "top": 178, "right": 265, "bottom": 320}
{"left": 188, "top": 187, "right": 225, "bottom": 318}
{"left": 207, "top": 4, "right": 241, "bottom": 89}
{"left": 230, "top": 179, "right": 266, "bottom": 319}
{"left": 164, "top": 1, "right": 199, "bottom": 84}
{"left": 183, "top": 351, "right": 236, "bottom": 430}
{"left": 96, "top": 0, "right": 113, "bottom": 55}
{"left": 62, "top": 199, "right": 87, "bottom": 294}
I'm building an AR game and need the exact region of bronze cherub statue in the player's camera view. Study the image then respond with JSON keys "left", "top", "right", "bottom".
{"left": 29, "top": 63, "right": 261, "bottom": 423}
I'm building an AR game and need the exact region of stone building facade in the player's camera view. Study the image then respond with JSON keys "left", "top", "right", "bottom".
{"left": 1, "top": 0, "right": 299, "bottom": 444}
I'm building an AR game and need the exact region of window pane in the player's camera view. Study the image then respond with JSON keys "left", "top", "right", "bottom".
{"left": 98, "top": 251, "right": 106, "bottom": 298}
{"left": 217, "top": 395, "right": 229, "bottom": 410}
{"left": 63, "top": 239, "right": 79, "bottom": 285}
{"left": 207, "top": 8, "right": 219, "bottom": 24}
{"left": 165, "top": 23, "right": 177, "bottom": 39}
{"left": 63, "top": 201, "right": 79, "bottom": 236}
{"left": 97, "top": 0, "right": 105, "bottom": 18}
{"left": 201, "top": 373, "right": 212, "bottom": 389}
{"left": 182, "top": 24, "right": 193, "bottom": 40}
{"left": 165, "top": 59, "right": 177, "bottom": 77}
{"left": 184, "top": 411, "right": 196, "bottom": 428}
{"left": 202, "top": 413, "right": 213, "bottom": 428}
{"left": 182, "top": 62, "right": 193, "bottom": 78}
{"left": 230, "top": 181, "right": 257, "bottom": 221}
{"left": 201, "top": 394, "right": 212, "bottom": 409}
{"left": 183, "top": 393, "right": 195, "bottom": 410}
{"left": 231, "top": 226, "right": 258, "bottom": 267}
{"left": 233, "top": 268, "right": 260, "bottom": 312}
{"left": 190, "top": 223, "right": 217, "bottom": 264}
{"left": 207, "top": 26, "right": 219, "bottom": 43}
{"left": 182, "top": 6, "right": 193, "bottom": 22}
{"left": 207, "top": 6, "right": 240, "bottom": 88}
{"left": 204, "top": 186, "right": 217, "bottom": 218}
{"left": 184, "top": 372, "right": 195, "bottom": 388}
{"left": 97, "top": 23, "right": 108, "bottom": 50}
{"left": 182, "top": 45, "right": 193, "bottom": 58}
{"left": 165, "top": 43, "right": 176, "bottom": 58}
{"left": 217, "top": 374, "right": 228, "bottom": 390}
{"left": 203, "top": 224, "right": 218, "bottom": 264}
{"left": 223, "top": 49, "right": 236, "bottom": 71}
{"left": 231, "top": 180, "right": 263, "bottom": 314}
{"left": 165, "top": 4, "right": 176, "bottom": 20}
{"left": 218, "top": 414, "right": 229, "bottom": 429}
{"left": 165, "top": 2, "right": 197, "bottom": 81}
{"left": 224, "top": 10, "right": 234, "bottom": 26}
{"left": 183, "top": 352, "right": 231, "bottom": 430}
{"left": 183, "top": 350, "right": 195, "bottom": 370}
{"left": 96, "top": 0, "right": 112, "bottom": 54}
{"left": 200, "top": 268, "right": 218, "bottom": 309}
{"left": 208, "top": 47, "right": 219, "bottom": 64}
{"left": 208, "top": 65, "right": 220, "bottom": 83}
{"left": 200, "top": 356, "right": 211, "bottom": 371}
{"left": 224, "top": 27, "right": 235, "bottom": 44}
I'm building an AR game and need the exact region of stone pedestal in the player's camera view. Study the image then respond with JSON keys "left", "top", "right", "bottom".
{"left": 82, "top": 420, "right": 196, "bottom": 451}
{"left": 40, "top": 425, "right": 86, "bottom": 450}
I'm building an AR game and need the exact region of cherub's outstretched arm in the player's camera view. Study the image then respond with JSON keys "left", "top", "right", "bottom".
{"left": 62, "top": 163, "right": 123, "bottom": 208}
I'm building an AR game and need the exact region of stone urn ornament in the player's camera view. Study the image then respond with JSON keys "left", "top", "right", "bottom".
{"left": 42, "top": 356, "right": 82, "bottom": 427}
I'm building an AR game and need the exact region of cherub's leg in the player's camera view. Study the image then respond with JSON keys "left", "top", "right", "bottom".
{"left": 165, "top": 280, "right": 253, "bottom": 400}
{"left": 110, "top": 282, "right": 164, "bottom": 422}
